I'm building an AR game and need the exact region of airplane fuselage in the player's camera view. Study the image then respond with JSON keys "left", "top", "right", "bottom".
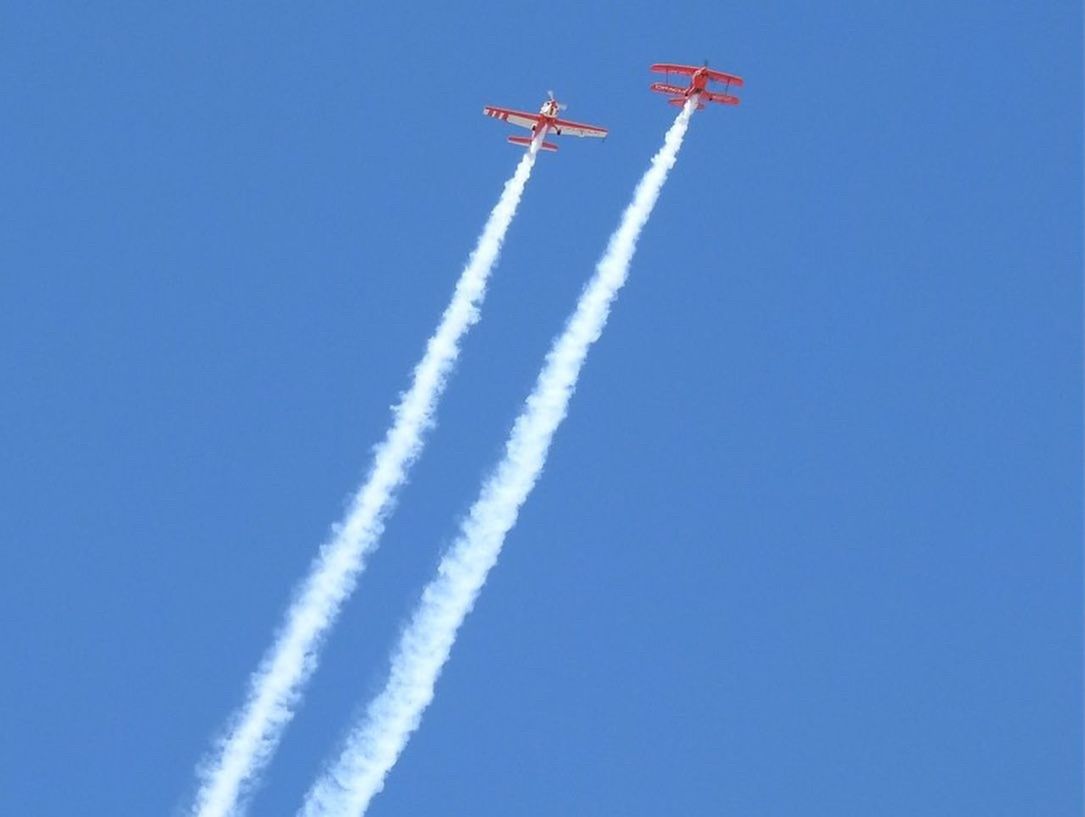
{"left": 665, "top": 70, "right": 711, "bottom": 100}
{"left": 527, "top": 99, "right": 565, "bottom": 139}
{"left": 529, "top": 100, "right": 561, "bottom": 138}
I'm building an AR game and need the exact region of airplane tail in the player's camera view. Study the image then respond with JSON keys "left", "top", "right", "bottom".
{"left": 508, "top": 135, "right": 557, "bottom": 152}
{"left": 667, "top": 97, "right": 705, "bottom": 110}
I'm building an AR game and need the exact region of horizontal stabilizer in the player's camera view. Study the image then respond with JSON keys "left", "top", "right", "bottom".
{"left": 507, "top": 135, "right": 558, "bottom": 152}
{"left": 668, "top": 98, "right": 705, "bottom": 110}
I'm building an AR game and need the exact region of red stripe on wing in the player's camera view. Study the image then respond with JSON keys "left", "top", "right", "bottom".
{"left": 482, "top": 106, "right": 542, "bottom": 123}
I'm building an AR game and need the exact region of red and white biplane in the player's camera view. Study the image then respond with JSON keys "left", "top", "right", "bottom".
{"left": 649, "top": 61, "right": 744, "bottom": 109}
{"left": 483, "top": 92, "right": 608, "bottom": 153}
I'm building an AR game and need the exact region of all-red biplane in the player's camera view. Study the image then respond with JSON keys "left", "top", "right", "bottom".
{"left": 483, "top": 92, "right": 608, "bottom": 153}
{"left": 649, "top": 61, "right": 744, "bottom": 109}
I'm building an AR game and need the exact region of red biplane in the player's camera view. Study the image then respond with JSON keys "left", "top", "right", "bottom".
{"left": 649, "top": 61, "right": 744, "bottom": 109}
{"left": 483, "top": 92, "right": 608, "bottom": 153}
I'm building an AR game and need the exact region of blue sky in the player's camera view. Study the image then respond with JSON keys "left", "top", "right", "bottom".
{"left": 1, "top": 2, "right": 1081, "bottom": 815}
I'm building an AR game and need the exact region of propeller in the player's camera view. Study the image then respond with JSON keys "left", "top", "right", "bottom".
{"left": 547, "top": 90, "right": 568, "bottom": 111}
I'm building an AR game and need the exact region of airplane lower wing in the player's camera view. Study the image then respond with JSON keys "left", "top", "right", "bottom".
{"left": 650, "top": 63, "right": 698, "bottom": 76}
{"left": 483, "top": 106, "right": 542, "bottom": 131}
{"left": 649, "top": 82, "right": 688, "bottom": 96}
{"left": 550, "top": 117, "right": 608, "bottom": 139}
{"left": 704, "top": 91, "right": 740, "bottom": 105}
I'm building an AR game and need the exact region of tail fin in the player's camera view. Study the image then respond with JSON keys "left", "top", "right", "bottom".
{"left": 664, "top": 97, "right": 707, "bottom": 110}
{"left": 507, "top": 135, "right": 557, "bottom": 152}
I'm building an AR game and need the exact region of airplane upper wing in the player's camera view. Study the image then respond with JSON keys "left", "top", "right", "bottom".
{"left": 551, "top": 117, "right": 608, "bottom": 139}
{"left": 705, "top": 68, "right": 744, "bottom": 87}
{"left": 650, "top": 63, "right": 699, "bottom": 76}
{"left": 483, "top": 106, "right": 542, "bottom": 131}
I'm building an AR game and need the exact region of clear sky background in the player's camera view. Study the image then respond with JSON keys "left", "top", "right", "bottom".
{"left": 1, "top": 2, "right": 1081, "bottom": 815}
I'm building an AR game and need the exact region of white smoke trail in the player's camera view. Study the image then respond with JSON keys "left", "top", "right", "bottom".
{"left": 191, "top": 141, "right": 542, "bottom": 817}
{"left": 300, "top": 100, "right": 696, "bottom": 817}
